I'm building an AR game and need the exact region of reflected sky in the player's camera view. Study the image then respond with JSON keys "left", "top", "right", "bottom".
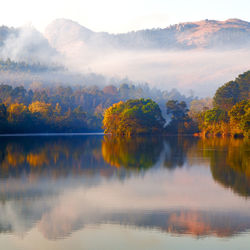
{"left": 0, "top": 135, "right": 249, "bottom": 249}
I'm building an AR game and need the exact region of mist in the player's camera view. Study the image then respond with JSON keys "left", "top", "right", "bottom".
{"left": 0, "top": 20, "right": 249, "bottom": 97}
{"left": 56, "top": 46, "right": 250, "bottom": 97}
{"left": 0, "top": 25, "right": 61, "bottom": 65}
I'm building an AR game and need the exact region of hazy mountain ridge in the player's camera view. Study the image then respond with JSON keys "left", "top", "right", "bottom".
{"left": 45, "top": 18, "right": 250, "bottom": 50}
{"left": 0, "top": 19, "right": 249, "bottom": 96}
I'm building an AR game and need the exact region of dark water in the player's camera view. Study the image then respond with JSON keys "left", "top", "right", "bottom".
{"left": 0, "top": 135, "right": 249, "bottom": 250}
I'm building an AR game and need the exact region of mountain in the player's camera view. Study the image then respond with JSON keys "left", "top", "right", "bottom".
{"left": 0, "top": 19, "right": 249, "bottom": 96}
{"left": 45, "top": 18, "right": 250, "bottom": 50}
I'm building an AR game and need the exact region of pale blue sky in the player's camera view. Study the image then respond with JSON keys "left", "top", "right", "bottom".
{"left": 0, "top": 0, "right": 249, "bottom": 32}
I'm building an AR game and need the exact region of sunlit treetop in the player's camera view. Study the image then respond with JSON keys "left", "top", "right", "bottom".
{"left": 103, "top": 98, "right": 165, "bottom": 136}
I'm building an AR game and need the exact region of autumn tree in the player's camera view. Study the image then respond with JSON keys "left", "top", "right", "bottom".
{"left": 102, "top": 136, "right": 163, "bottom": 169}
{"left": 229, "top": 100, "right": 250, "bottom": 137}
{"left": 8, "top": 103, "right": 29, "bottom": 123}
{"left": 7, "top": 103, "right": 32, "bottom": 132}
{"left": 28, "top": 101, "right": 53, "bottom": 118}
{"left": 198, "top": 108, "right": 229, "bottom": 137}
{"left": 103, "top": 99, "right": 165, "bottom": 136}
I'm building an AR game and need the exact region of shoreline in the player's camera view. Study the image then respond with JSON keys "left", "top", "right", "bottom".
{"left": 0, "top": 132, "right": 105, "bottom": 137}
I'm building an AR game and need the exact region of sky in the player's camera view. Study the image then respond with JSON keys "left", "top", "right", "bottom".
{"left": 0, "top": 0, "right": 249, "bottom": 33}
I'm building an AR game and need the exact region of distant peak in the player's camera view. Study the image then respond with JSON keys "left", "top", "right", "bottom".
{"left": 46, "top": 18, "right": 93, "bottom": 33}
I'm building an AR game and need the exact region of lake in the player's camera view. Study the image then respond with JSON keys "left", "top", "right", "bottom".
{"left": 0, "top": 135, "right": 249, "bottom": 250}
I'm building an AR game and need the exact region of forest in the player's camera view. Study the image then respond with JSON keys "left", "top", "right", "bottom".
{"left": 196, "top": 70, "right": 250, "bottom": 137}
{"left": 0, "top": 76, "right": 193, "bottom": 133}
{"left": 103, "top": 70, "right": 250, "bottom": 137}
{"left": 0, "top": 60, "right": 248, "bottom": 136}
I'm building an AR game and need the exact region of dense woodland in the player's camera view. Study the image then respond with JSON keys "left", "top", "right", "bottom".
{"left": 0, "top": 58, "right": 248, "bottom": 136}
{"left": 103, "top": 71, "right": 250, "bottom": 137}
{"left": 196, "top": 71, "right": 250, "bottom": 137}
{"left": 0, "top": 73, "right": 193, "bottom": 133}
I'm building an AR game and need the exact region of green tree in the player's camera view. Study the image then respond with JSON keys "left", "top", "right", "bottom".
{"left": 235, "top": 71, "right": 250, "bottom": 100}
{"left": 165, "top": 100, "right": 194, "bottom": 134}
{"left": 213, "top": 71, "right": 250, "bottom": 111}
{"left": 229, "top": 100, "right": 250, "bottom": 137}
{"left": 198, "top": 108, "right": 229, "bottom": 136}
{"left": 213, "top": 81, "right": 240, "bottom": 111}
{"left": 103, "top": 98, "right": 165, "bottom": 136}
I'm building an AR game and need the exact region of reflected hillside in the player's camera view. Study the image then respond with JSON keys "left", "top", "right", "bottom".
{"left": 104, "top": 210, "right": 250, "bottom": 238}
{"left": 35, "top": 209, "right": 250, "bottom": 240}
{"left": 101, "top": 136, "right": 164, "bottom": 169}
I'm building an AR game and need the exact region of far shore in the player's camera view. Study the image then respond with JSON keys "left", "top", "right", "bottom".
{"left": 0, "top": 132, "right": 105, "bottom": 137}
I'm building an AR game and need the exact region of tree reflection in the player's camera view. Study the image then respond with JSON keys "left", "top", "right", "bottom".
{"left": 101, "top": 136, "right": 164, "bottom": 169}
{"left": 0, "top": 136, "right": 111, "bottom": 178}
{"left": 0, "top": 135, "right": 250, "bottom": 240}
{"left": 0, "top": 135, "right": 249, "bottom": 197}
{"left": 164, "top": 136, "right": 198, "bottom": 169}
{"left": 197, "top": 138, "right": 250, "bottom": 197}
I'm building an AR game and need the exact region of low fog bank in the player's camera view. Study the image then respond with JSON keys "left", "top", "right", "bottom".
{"left": 59, "top": 47, "right": 250, "bottom": 97}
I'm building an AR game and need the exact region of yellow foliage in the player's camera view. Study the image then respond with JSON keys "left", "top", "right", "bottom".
{"left": 26, "top": 152, "right": 50, "bottom": 167}
{"left": 29, "top": 101, "right": 52, "bottom": 116}
{"left": 8, "top": 103, "right": 28, "bottom": 122}
{"left": 102, "top": 101, "right": 124, "bottom": 134}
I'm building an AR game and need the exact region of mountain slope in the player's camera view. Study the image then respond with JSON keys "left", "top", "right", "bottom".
{"left": 45, "top": 18, "right": 250, "bottom": 50}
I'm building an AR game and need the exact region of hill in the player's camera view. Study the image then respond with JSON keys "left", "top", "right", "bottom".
{"left": 45, "top": 18, "right": 250, "bottom": 50}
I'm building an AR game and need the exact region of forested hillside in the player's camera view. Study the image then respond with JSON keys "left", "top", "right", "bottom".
{"left": 0, "top": 82, "right": 193, "bottom": 133}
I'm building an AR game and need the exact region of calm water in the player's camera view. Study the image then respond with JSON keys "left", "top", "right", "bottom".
{"left": 0, "top": 135, "right": 249, "bottom": 250}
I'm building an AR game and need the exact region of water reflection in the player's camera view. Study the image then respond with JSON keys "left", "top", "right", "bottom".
{"left": 102, "top": 136, "right": 164, "bottom": 169}
{"left": 192, "top": 138, "right": 250, "bottom": 197}
{"left": 0, "top": 136, "right": 118, "bottom": 179}
{"left": 0, "top": 135, "right": 249, "bottom": 244}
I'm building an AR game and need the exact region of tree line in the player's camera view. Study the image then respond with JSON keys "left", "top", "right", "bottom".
{"left": 0, "top": 81, "right": 193, "bottom": 133}
{"left": 0, "top": 70, "right": 248, "bottom": 135}
{"left": 196, "top": 70, "right": 249, "bottom": 137}
{"left": 103, "top": 71, "right": 250, "bottom": 137}
{"left": 0, "top": 58, "right": 62, "bottom": 73}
